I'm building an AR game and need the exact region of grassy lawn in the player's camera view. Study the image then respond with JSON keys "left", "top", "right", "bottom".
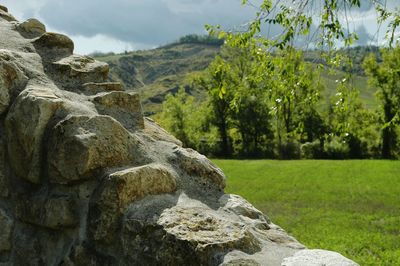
{"left": 213, "top": 160, "right": 400, "bottom": 266}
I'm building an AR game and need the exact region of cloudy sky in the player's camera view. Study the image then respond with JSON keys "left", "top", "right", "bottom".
{"left": 2, "top": 0, "right": 397, "bottom": 54}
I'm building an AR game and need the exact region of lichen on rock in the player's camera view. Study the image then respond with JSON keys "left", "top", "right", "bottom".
{"left": 0, "top": 6, "right": 359, "bottom": 266}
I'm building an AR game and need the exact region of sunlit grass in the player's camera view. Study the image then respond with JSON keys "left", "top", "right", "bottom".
{"left": 214, "top": 160, "right": 400, "bottom": 266}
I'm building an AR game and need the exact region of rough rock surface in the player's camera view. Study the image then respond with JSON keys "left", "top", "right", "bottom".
{"left": 0, "top": 7, "right": 359, "bottom": 266}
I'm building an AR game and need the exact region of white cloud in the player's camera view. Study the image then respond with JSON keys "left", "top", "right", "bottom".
{"left": 69, "top": 34, "right": 145, "bottom": 55}
{"left": 1, "top": 0, "right": 398, "bottom": 53}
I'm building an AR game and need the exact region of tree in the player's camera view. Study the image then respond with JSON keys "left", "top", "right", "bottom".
{"left": 196, "top": 56, "right": 234, "bottom": 156}
{"left": 159, "top": 87, "right": 193, "bottom": 147}
{"left": 226, "top": 46, "right": 274, "bottom": 156}
{"left": 363, "top": 47, "right": 400, "bottom": 158}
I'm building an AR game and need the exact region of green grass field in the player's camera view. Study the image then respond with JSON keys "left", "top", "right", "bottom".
{"left": 213, "top": 160, "right": 400, "bottom": 266}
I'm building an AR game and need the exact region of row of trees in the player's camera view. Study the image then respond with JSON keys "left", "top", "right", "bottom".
{"left": 157, "top": 45, "right": 400, "bottom": 159}
{"left": 158, "top": 0, "right": 400, "bottom": 159}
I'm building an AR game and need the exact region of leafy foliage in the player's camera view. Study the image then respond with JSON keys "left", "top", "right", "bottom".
{"left": 364, "top": 47, "right": 400, "bottom": 158}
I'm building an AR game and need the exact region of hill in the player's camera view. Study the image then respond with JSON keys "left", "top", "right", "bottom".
{"left": 94, "top": 42, "right": 379, "bottom": 115}
{"left": 93, "top": 42, "right": 220, "bottom": 115}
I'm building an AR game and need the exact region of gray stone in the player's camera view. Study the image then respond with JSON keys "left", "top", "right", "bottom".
{"left": 5, "top": 86, "right": 63, "bottom": 183}
{"left": 89, "top": 163, "right": 177, "bottom": 243}
{"left": 144, "top": 117, "right": 183, "bottom": 146}
{"left": 221, "top": 258, "right": 261, "bottom": 266}
{"left": 92, "top": 91, "right": 144, "bottom": 131}
{"left": 0, "top": 56, "right": 27, "bottom": 115}
{"left": 32, "top": 32, "right": 74, "bottom": 59}
{"left": 82, "top": 82, "right": 123, "bottom": 94}
{"left": 47, "top": 115, "right": 135, "bottom": 184}
{"left": 281, "top": 249, "right": 360, "bottom": 266}
{"left": 17, "top": 18, "right": 46, "bottom": 37}
{"left": 0, "top": 7, "right": 16, "bottom": 22}
{"left": 0, "top": 5, "right": 8, "bottom": 12}
{"left": 52, "top": 55, "right": 109, "bottom": 88}
{"left": 173, "top": 147, "right": 226, "bottom": 190}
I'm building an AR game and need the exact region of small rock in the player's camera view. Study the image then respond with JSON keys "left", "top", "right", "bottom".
{"left": 17, "top": 18, "right": 46, "bottom": 38}
{"left": 158, "top": 206, "right": 261, "bottom": 254}
{"left": 89, "top": 163, "right": 177, "bottom": 242}
{"left": 17, "top": 18, "right": 46, "bottom": 37}
{"left": 52, "top": 55, "right": 109, "bottom": 87}
{"left": 144, "top": 117, "right": 183, "bottom": 146}
{"left": 82, "top": 82, "right": 123, "bottom": 94}
{"left": 221, "top": 258, "right": 261, "bottom": 266}
{"left": 219, "top": 194, "right": 269, "bottom": 221}
{"left": 281, "top": 249, "right": 360, "bottom": 266}
{"left": 48, "top": 115, "right": 135, "bottom": 184}
{"left": 0, "top": 5, "right": 8, "bottom": 12}
{"left": 173, "top": 147, "right": 226, "bottom": 190}
{"left": 92, "top": 91, "right": 144, "bottom": 131}
{"left": 32, "top": 32, "right": 74, "bottom": 59}
{"left": 0, "top": 7, "right": 16, "bottom": 22}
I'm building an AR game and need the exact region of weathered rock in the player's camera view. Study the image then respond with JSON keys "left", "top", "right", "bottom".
{"left": 0, "top": 56, "right": 27, "bottom": 114}
{"left": 221, "top": 258, "right": 261, "bottom": 266}
{"left": 32, "top": 32, "right": 74, "bottom": 59}
{"left": 220, "top": 194, "right": 270, "bottom": 222}
{"left": 89, "top": 163, "right": 177, "bottom": 243}
{"left": 17, "top": 18, "right": 46, "bottom": 38}
{"left": 172, "top": 147, "right": 226, "bottom": 190}
{"left": 0, "top": 5, "right": 8, "bottom": 12}
{"left": 281, "top": 249, "right": 360, "bottom": 266}
{"left": 52, "top": 55, "right": 109, "bottom": 89}
{"left": 16, "top": 194, "right": 79, "bottom": 229}
{"left": 0, "top": 7, "right": 16, "bottom": 22}
{"left": 0, "top": 208, "right": 13, "bottom": 252}
{"left": 159, "top": 206, "right": 261, "bottom": 253}
{"left": 82, "top": 82, "right": 123, "bottom": 94}
{"left": 144, "top": 117, "right": 183, "bottom": 146}
{"left": 5, "top": 86, "right": 63, "bottom": 183}
{"left": 47, "top": 115, "right": 135, "bottom": 184}
{"left": 92, "top": 91, "right": 144, "bottom": 131}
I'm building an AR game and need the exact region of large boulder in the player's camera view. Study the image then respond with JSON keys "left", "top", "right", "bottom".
{"left": 0, "top": 7, "right": 360, "bottom": 266}
{"left": 5, "top": 86, "right": 63, "bottom": 183}
{"left": 0, "top": 53, "right": 28, "bottom": 114}
{"left": 92, "top": 91, "right": 145, "bottom": 131}
{"left": 89, "top": 163, "right": 178, "bottom": 243}
{"left": 17, "top": 18, "right": 46, "bottom": 38}
{"left": 47, "top": 115, "right": 137, "bottom": 184}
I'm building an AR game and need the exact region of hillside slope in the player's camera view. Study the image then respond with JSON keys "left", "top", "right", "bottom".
{"left": 94, "top": 43, "right": 378, "bottom": 115}
{"left": 94, "top": 43, "right": 220, "bottom": 115}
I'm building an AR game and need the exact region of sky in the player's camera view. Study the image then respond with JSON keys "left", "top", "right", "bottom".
{"left": 2, "top": 0, "right": 398, "bottom": 55}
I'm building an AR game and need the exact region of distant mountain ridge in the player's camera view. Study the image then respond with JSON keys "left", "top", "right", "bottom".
{"left": 93, "top": 39, "right": 380, "bottom": 115}
{"left": 94, "top": 41, "right": 220, "bottom": 115}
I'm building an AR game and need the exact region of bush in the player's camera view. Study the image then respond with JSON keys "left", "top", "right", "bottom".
{"left": 301, "top": 140, "right": 323, "bottom": 159}
{"left": 324, "top": 137, "right": 349, "bottom": 159}
{"left": 279, "top": 140, "right": 301, "bottom": 159}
